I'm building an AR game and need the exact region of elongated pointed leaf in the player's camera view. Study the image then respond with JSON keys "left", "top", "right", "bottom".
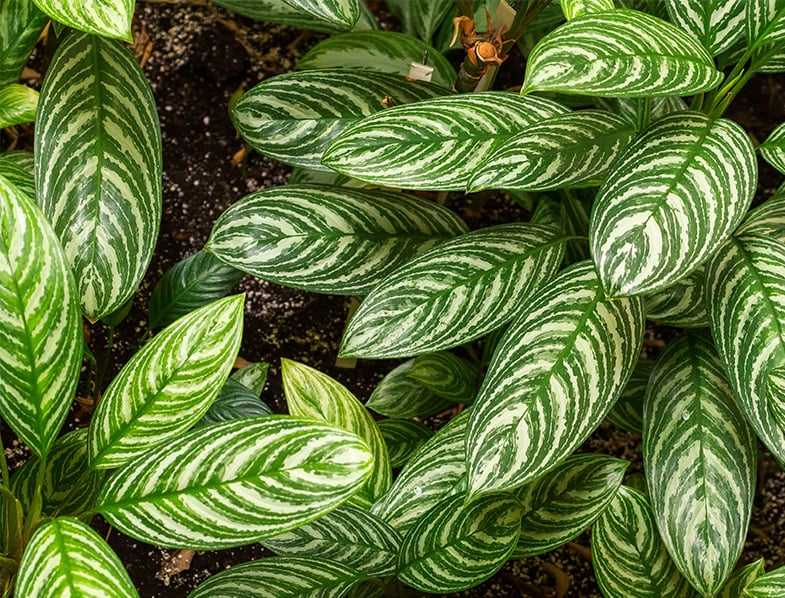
{"left": 643, "top": 332, "right": 757, "bottom": 596}
{"left": 341, "top": 223, "right": 566, "bottom": 359}
{"left": 512, "top": 454, "right": 628, "bottom": 558}
{"left": 592, "top": 486, "right": 696, "bottom": 597}
{"left": 231, "top": 361, "right": 269, "bottom": 396}
{"left": 745, "top": 566, "right": 785, "bottom": 597}
{"left": 0, "top": 83, "right": 37, "bottom": 128}
{"left": 409, "top": 351, "right": 481, "bottom": 403}
{"left": 323, "top": 93, "right": 570, "bottom": 190}
{"left": 188, "top": 557, "right": 367, "bottom": 598}
{"left": 466, "top": 261, "right": 645, "bottom": 496}
{"left": 386, "top": 0, "right": 453, "bottom": 41}
{"left": 16, "top": 518, "right": 138, "bottom": 597}
{"left": 397, "top": 493, "right": 522, "bottom": 593}
{"left": 759, "top": 121, "right": 785, "bottom": 174}
{"left": 282, "top": 359, "right": 392, "bottom": 503}
{"left": 746, "top": 2, "right": 785, "bottom": 53}
{"left": 98, "top": 416, "right": 374, "bottom": 549}
{"left": 590, "top": 111, "right": 756, "bottom": 297}
{"left": 377, "top": 419, "right": 433, "bottom": 468}
{"left": 366, "top": 359, "right": 453, "bottom": 418}
{"left": 719, "top": 559, "right": 766, "bottom": 597}
{"left": 88, "top": 295, "right": 245, "bottom": 469}
{"left": 560, "top": 0, "right": 615, "bottom": 20}
{"left": 738, "top": 183, "right": 785, "bottom": 242}
{"left": 205, "top": 185, "right": 468, "bottom": 295}
{"left": 665, "top": 0, "right": 745, "bottom": 55}
{"left": 606, "top": 358, "right": 654, "bottom": 433}
{"left": 32, "top": 0, "right": 133, "bottom": 40}
{"left": 0, "top": 151, "right": 34, "bottom": 199}
{"left": 0, "top": 0, "right": 47, "bottom": 88}
{"left": 523, "top": 10, "right": 723, "bottom": 97}
{"left": 195, "top": 378, "right": 273, "bottom": 427}
{"left": 263, "top": 505, "right": 402, "bottom": 577}
{"left": 35, "top": 32, "right": 162, "bottom": 319}
{"left": 233, "top": 70, "right": 445, "bottom": 170}
{"left": 0, "top": 176, "right": 82, "bottom": 458}
{"left": 468, "top": 110, "right": 637, "bottom": 192}
{"left": 280, "top": 0, "right": 360, "bottom": 30}
{"left": 645, "top": 267, "right": 709, "bottom": 328}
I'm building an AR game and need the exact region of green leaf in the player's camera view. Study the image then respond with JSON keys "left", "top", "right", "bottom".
{"left": 16, "top": 518, "right": 138, "bottom": 597}
{"left": 341, "top": 223, "right": 566, "bottom": 359}
{"left": 0, "top": 176, "right": 82, "bottom": 458}
{"left": 263, "top": 505, "right": 402, "bottom": 577}
{"left": 0, "top": 83, "right": 37, "bottom": 128}
{"left": 512, "top": 453, "right": 627, "bottom": 558}
{"left": 718, "top": 558, "right": 766, "bottom": 598}
{"left": 745, "top": 566, "right": 785, "bottom": 597}
{"left": 195, "top": 378, "right": 273, "bottom": 427}
{"left": 323, "top": 93, "right": 570, "bottom": 191}
{"left": 230, "top": 361, "right": 269, "bottom": 396}
{"left": 366, "top": 359, "right": 454, "bottom": 418}
{"left": 592, "top": 486, "right": 696, "bottom": 597}
{"left": 279, "top": 0, "right": 360, "bottom": 30}
{"left": 0, "top": 0, "right": 48, "bottom": 88}
{"left": 88, "top": 295, "right": 245, "bottom": 469}
{"left": 466, "top": 261, "right": 645, "bottom": 496}
{"left": 376, "top": 419, "right": 433, "bottom": 468}
{"left": 665, "top": 0, "right": 746, "bottom": 55}
{"left": 468, "top": 109, "right": 637, "bottom": 192}
{"left": 188, "top": 556, "right": 367, "bottom": 598}
{"left": 408, "top": 351, "right": 481, "bottom": 404}
{"left": 645, "top": 268, "right": 710, "bottom": 328}
{"left": 746, "top": 2, "right": 785, "bottom": 56}
{"left": 643, "top": 331, "right": 757, "bottom": 596}
{"left": 31, "top": 0, "right": 133, "bottom": 40}
{"left": 738, "top": 183, "right": 785, "bottom": 242}
{"left": 297, "top": 30, "right": 456, "bottom": 89}
{"left": 205, "top": 184, "right": 468, "bottom": 295}
{"left": 397, "top": 493, "right": 522, "bottom": 593}
{"left": 523, "top": 9, "right": 723, "bottom": 97}
{"left": 97, "top": 416, "right": 374, "bottom": 549}
{"left": 759, "top": 121, "right": 785, "bottom": 174}
{"left": 386, "top": 0, "right": 453, "bottom": 41}
{"left": 590, "top": 111, "right": 756, "bottom": 297}
{"left": 233, "top": 70, "right": 446, "bottom": 170}
{"left": 605, "top": 358, "right": 654, "bottom": 433}
{"left": 35, "top": 32, "right": 162, "bottom": 320}
{"left": 0, "top": 150, "right": 34, "bottom": 199}
{"left": 560, "top": 0, "right": 615, "bottom": 20}
{"left": 148, "top": 250, "right": 243, "bottom": 329}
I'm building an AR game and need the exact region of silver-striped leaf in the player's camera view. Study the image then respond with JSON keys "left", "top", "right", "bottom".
{"left": 0, "top": 0, "right": 48, "bottom": 88}
{"left": 371, "top": 411, "right": 468, "bottom": 534}
{"left": 468, "top": 109, "right": 637, "bottom": 192}
{"left": 376, "top": 418, "right": 433, "bottom": 468}
{"left": 31, "top": 0, "right": 133, "bottom": 41}
{"left": 0, "top": 83, "right": 37, "bottom": 128}
{"left": 297, "top": 30, "right": 456, "bottom": 89}
{"left": 231, "top": 360, "right": 269, "bottom": 396}
{"left": 738, "top": 183, "right": 785, "bottom": 242}
{"left": 195, "top": 378, "right": 273, "bottom": 428}
{"left": 760, "top": 121, "right": 785, "bottom": 174}
{"left": 560, "top": 0, "right": 615, "bottom": 20}
{"left": 592, "top": 486, "right": 696, "bottom": 597}
{"left": 323, "top": 93, "right": 570, "bottom": 190}
{"left": 188, "top": 556, "right": 367, "bottom": 598}
{"left": 366, "top": 359, "right": 454, "bottom": 418}
{"left": 606, "top": 358, "right": 654, "bottom": 434}
{"left": 35, "top": 32, "right": 162, "bottom": 320}
{"left": 205, "top": 184, "right": 468, "bottom": 295}
{"left": 0, "top": 150, "right": 34, "bottom": 199}
{"left": 665, "top": 0, "right": 746, "bottom": 55}
{"left": 0, "top": 176, "right": 82, "bottom": 458}
{"left": 397, "top": 493, "right": 522, "bottom": 593}
{"left": 745, "top": 566, "right": 785, "bottom": 597}
{"left": 466, "top": 261, "right": 645, "bottom": 496}
{"left": 233, "top": 70, "right": 445, "bottom": 170}
{"left": 718, "top": 558, "right": 766, "bottom": 598}
{"left": 88, "top": 295, "right": 245, "bottom": 469}
{"left": 511, "top": 453, "right": 628, "bottom": 558}
{"left": 746, "top": 1, "right": 785, "bottom": 55}
{"left": 643, "top": 331, "right": 757, "bottom": 596}
{"left": 287, "top": 166, "right": 362, "bottom": 188}
{"left": 408, "top": 351, "right": 481, "bottom": 404}
{"left": 645, "top": 267, "right": 710, "bottom": 329}
{"left": 281, "top": 358, "right": 392, "bottom": 503}
{"left": 97, "top": 416, "right": 374, "bottom": 549}
{"left": 341, "top": 223, "right": 566, "bottom": 359}
{"left": 590, "top": 111, "right": 756, "bottom": 297}
{"left": 385, "top": 0, "right": 453, "bottom": 41}
{"left": 16, "top": 518, "right": 138, "bottom": 598}
{"left": 263, "top": 505, "right": 402, "bottom": 577}
{"left": 279, "top": 0, "right": 360, "bottom": 30}
{"left": 705, "top": 233, "right": 785, "bottom": 465}
{"left": 523, "top": 9, "right": 722, "bottom": 97}
{"left": 212, "top": 0, "right": 375, "bottom": 32}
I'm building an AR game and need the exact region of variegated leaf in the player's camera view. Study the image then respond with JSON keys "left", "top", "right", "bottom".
{"left": 298, "top": 31, "right": 455, "bottom": 89}
{"left": 188, "top": 556, "right": 367, "bottom": 598}
{"left": 386, "top": 0, "right": 453, "bottom": 41}
{"left": 205, "top": 184, "right": 468, "bottom": 295}
{"left": 31, "top": 0, "right": 134, "bottom": 40}
{"left": 512, "top": 454, "right": 628, "bottom": 558}
{"left": 0, "top": 176, "right": 82, "bottom": 458}
{"left": 341, "top": 223, "right": 566, "bottom": 359}
{"left": 0, "top": 83, "right": 37, "bottom": 128}
{"left": 397, "top": 493, "right": 522, "bottom": 593}
{"left": 738, "top": 183, "right": 785, "bottom": 242}
{"left": 148, "top": 250, "right": 244, "bottom": 329}
{"left": 590, "top": 111, "right": 756, "bottom": 297}
{"left": 468, "top": 110, "right": 637, "bottom": 192}
{"left": 560, "top": 0, "right": 615, "bottom": 20}
{"left": 466, "top": 261, "right": 645, "bottom": 496}
{"left": 408, "top": 351, "right": 481, "bottom": 404}
{"left": 376, "top": 418, "right": 433, "bottom": 468}
{"left": 233, "top": 70, "right": 445, "bottom": 170}
{"left": 705, "top": 233, "right": 785, "bottom": 465}
{"left": 287, "top": 166, "right": 360, "bottom": 188}
{"left": 592, "top": 486, "right": 696, "bottom": 597}
{"left": 366, "top": 359, "right": 453, "bottom": 418}
{"left": 745, "top": 566, "right": 785, "bottom": 597}
{"left": 16, "top": 518, "right": 138, "bottom": 597}
{"left": 263, "top": 505, "right": 402, "bottom": 577}
{"left": 323, "top": 93, "right": 570, "bottom": 190}
{"left": 606, "top": 358, "right": 654, "bottom": 433}
{"left": 596, "top": 95, "right": 688, "bottom": 128}
{"left": 195, "top": 378, "right": 273, "bottom": 427}
{"left": 282, "top": 359, "right": 392, "bottom": 502}
{"left": 759, "top": 121, "right": 785, "bottom": 174}
{"left": 523, "top": 9, "right": 723, "bottom": 97}
{"left": 645, "top": 267, "right": 710, "bottom": 328}
{"left": 97, "top": 416, "right": 374, "bottom": 549}
{"left": 665, "top": 0, "right": 746, "bottom": 55}
{"left": 718, "top": 558, "right": 766, "bottom": 597}
{"left": 88, "top": 295, "right": 245, "bottom": 469}
{"left": 0, "top": 150, "right": 34, "bottom": 199}
{"left": 0, "top": 0, "right": 48, "bottom": 88}
{"left": 746, "top": 1, "right": 785, "bottom": 55}
{"left": 279, "top": 0, "right": 360, "bottom": 30}
{"left": 643, "top": 331, "right": 757, "bottom": 596}
{"left": 231, "top": 361, "right": 269, "bottom": 396}
{"left": 36, "top": 32, "right": 162, "bottom": 319}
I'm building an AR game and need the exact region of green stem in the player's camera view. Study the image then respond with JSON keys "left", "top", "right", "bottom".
{"left": 708, "top": 67, "right": 756, "bottom": 119}
{"left": 21, "top": 457, "right": 47, "bottom": 542}
{"left": 0, "top": 434, "right": 9, "bottom": 489}
{"left": 637, "top": 97, "right": 652, "bottom": 131}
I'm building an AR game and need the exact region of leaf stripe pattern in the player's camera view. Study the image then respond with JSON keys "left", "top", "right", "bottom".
{"left": 35, "top": 32, "right": 162, "bottom": 319}
{"left": 466, "top": 261, "right": 645, "bottom": 496}
{"left": 523, "top": 9, "right": 723, "bottom": 97}
{"left": 645, "top": 267, "right": 709, "bottom": 328}
{"left": 15, "top": 518, "right": 138, "bottom": 598}
{"left": 746, "top": 566, "right": 785, "bottom": 597}
{"left": 0, "top": 151, "right": 34, "bottom": 199}
{"left": 605, "top": 358, "right": 654, "bottom": 434}
{"left": 366, "top": 359, "right": 454, "bottom": 418}
{"left": 719, "top": 559, "right": 766, "bottom": 598}
{"left": 738, "top": 184, "right": 785, "bottom": 242}
{"left": 324, "top": 93, "right": 570, "bottom": 191}
{"left": 341, "top": 223, "right": 566, "bottom": 358}
{"left": 97, "top": 416, "right": 374, "bottom": 549}
{"left": 385, "top": 0, "right": 453, "bottom": 41}
{"left": 0, "top": 176, "right": 82, "bottom": 458}
{"left": 31, "top": 0, "right": 133, "bottom": 40}
{"left": 408, "top": 351, "right": 480, "bottom": 403}
{"left": 280, "top": 0, "right": 361, "bottom": 30}
{"left": 590, "top": 111, "right": 756, "bottom": 297}
{"left": 0, "top": 0, "right": 48, "bottom": 88}
{"left": 759, "top": 121, "right": 785, "bottom": 175}
{"left": 560, "top": 0, "right": 615, "bottom": 20}
{"left": 376, "top": 418, "right": 433, "bottom": 468}
{"left": 746, "top": 2, "right": 785, "bottom": 53}
{"left": 195, "top": 378, "right": 272, "bottom": 428}
{"left": 643, "top": 332, "right": 757, "bottom": 596}
{"left": 665, "top": 0, "right": 745, "bottom": 55}
{"left": 211, "top": 0, "right": 367, "bottom": 33}
{"left": 0, "top": 83, "right": 37, "bottom": 128}
{"left": 206, "top": 184, "right": 468, "bottom": 296}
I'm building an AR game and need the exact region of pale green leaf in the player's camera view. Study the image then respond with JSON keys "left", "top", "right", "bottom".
{"left": 745, "top": 566, "right": 785, "bottom": 597}
{"left": 605, "top": 358, "right": 654, "bottom": 434}
{"left": 759, "top": 121, "right": 785, "bottom": 174}
{"left": 408, "top": 351, "right": 481, "bottom": 404}
{"left": 211, "top": 0, "right": 376, "bottom": 32}
{"left": 0, "top": 83, "right": 37, "bottom": 128}
{"left": 737, "top": 182, "right": 785, "bottom": 242}
{"left": 645, "top": 267, "right": 710, "bottom": 329}
{"left": 386, "top": 0, "right": 453, "bottom": 41}
{"left": 280, "top": 0, "right": 361, "bottom": 30}
{"left": 376, "top": 418, "right": 433, "bottom": 468}
{"left": 32, "top": 0, "right": 134, "bottom": 40}
{"left": 0, "top": 0, "right": 48, "bottom": 88}
{"left": 366, "top": 359, "right": 454, "bottom": 419}
{"left": 718, "top": 559, "right": 766, "bottom": 598}
{"left": 560, "top": 0, "right": 615, "bottom": 20}
{"left": 230, "top": 361, "right": 269, "bottom": 396}
{"left": 665, "top": 0, "right": 745, "bottom": 55}
{"left": 0, "top": 150, "right": 34, "bottom": 199}
{"left": 746, "top": 2, "right": 785, "bottom": 58}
